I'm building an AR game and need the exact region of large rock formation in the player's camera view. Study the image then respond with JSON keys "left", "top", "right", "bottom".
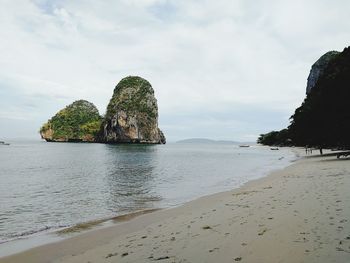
{"left": 99, "top": 76, "right": 166, "bottom": 144}
{"left": 40, "top": 100, "right": 102, "bottom": 142}
{"left": 259, "top": 46, "right": 350, "bottom": 147}
{"left": 306, "top": 51, "right": 339, "bottom": 94}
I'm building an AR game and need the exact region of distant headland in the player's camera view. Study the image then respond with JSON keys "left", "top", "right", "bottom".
{"left": 40, "top": 76, "right": 166, "bottom": 144}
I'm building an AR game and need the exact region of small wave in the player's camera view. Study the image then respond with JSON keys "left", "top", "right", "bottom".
{"left": 0, "top": 224, "right": 68, "bottom": 244}
{"left": 56, "top": 208, "right": 161, "bottom": 235}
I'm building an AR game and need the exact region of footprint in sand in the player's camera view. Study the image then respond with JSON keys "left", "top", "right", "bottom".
{"left": 209, "top": 247, "right": 219, "bottom": 252}
{"left": 263, "top": 186, "right": 273, "bottom": 189}
{"left": 154, "top": 256, "right": 170, "bottom": 261}
{"left": 105, "top": 252, "right": 118, "bottom": 258}
{"left": 258, "top": 228, "right": 268, "bottom": 236}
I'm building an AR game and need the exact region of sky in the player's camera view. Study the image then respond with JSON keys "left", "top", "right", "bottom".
{"left": 0, "top": 0, "right": 349, "bottom": 142}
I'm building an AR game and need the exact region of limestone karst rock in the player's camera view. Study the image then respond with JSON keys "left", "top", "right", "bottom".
{"left": 40, "top": 100, "right": 102, "bottom": 142}
{"left": 306, "top": 51, "right": 339, "bottom": 94}
{"left": 98, "top": 76, "right": 166, "bottom": 144}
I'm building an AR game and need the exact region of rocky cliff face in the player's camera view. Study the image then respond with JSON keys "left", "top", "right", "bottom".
{"left": 99, "top": 76, "right": 166, "bottom": 144}
{"left": 40, "top": 100, "right": 102, "bottom": 142}
{"left": 306, "top": 51, "right": 339, "bottom": 94}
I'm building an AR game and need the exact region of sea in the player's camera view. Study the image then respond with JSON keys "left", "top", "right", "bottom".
{"left": 0, "top": 140, "right": 296, "bottom": 256}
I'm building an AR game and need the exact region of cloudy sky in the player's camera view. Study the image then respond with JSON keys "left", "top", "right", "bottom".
{"left": 0, "top": 0, "right": 349, "bottom": 142}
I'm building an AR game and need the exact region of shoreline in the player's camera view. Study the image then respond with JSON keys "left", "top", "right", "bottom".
{"left": 0, "top": 208, "right": 163, "bottom": 258}
{"left": 0, "top": 161, "right": 297, "bottom": 262}
{"left": 0, "top": 145, "right": 295, "bottom": 258}
{"left": 2, "top": 149, "right": 349, "bottom": 262}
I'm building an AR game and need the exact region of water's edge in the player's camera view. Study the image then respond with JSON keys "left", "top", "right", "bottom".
{"left": 0, "top": 147, "right": 299, "bottom": 258}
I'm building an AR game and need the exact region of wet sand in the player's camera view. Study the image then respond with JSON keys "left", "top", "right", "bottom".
{"left": 1, "top": 150, "right": 350, "bottom": 263}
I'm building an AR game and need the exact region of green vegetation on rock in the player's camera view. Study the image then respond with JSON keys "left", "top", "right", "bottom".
{"left": 40, "top": 100, "right": 102, "bottom": 142}
{"left": 306, "top": 51, "right": 340, "bottom": 94}
{"left": 100, "top": 76, "right": 165, "bottom": 144}
{"left": 106, "top": 76, "right": 157, "bottom": 119}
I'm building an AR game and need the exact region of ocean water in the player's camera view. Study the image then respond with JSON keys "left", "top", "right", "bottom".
{"left": 0, "top": 141, "right": 295, "bottom": 248}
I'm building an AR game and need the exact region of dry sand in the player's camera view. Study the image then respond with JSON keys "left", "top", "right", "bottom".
{"left": 1, "top": 150, "right": 350, "bottom": 263}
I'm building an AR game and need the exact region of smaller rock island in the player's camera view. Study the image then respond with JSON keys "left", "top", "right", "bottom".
{"left": 40, "top": 100, "right": 102, "bottom": 142}
{"left": 40, "top": 76, "right": 166, "bottom": 144}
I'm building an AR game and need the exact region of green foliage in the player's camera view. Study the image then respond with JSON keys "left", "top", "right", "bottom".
{"left": 80, "top": 120, "right": 101, "bottom": 136}
{"left": 257, "top": 129, "right": 291, "bottom": 146}
{"left": 39, "top": 122, "right": 50, "bottom": 133}
{"left": 40, "top": 100, "right": 102, "bottom": 141}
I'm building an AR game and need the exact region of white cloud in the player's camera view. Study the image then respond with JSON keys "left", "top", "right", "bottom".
{"left": 0, "top": 0, "right": 349, "bottom": 140}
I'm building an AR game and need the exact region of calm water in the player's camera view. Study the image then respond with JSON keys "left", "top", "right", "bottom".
{"left": 0, "top": 141, "right": 295, "bottom": 246}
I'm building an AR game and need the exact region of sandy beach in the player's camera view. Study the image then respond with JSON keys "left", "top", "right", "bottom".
{"left": 1, "top": 150, "right": 350, "bottom": 263}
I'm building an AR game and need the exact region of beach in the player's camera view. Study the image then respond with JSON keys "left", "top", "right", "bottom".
{"left": 1, "top": 150, "right": 350, "bottom": 263}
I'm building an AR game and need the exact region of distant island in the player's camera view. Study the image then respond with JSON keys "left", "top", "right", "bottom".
{"left": 258, "top": 46, "right": 350, "bottom": 150}
{"left": 40, "top": 76, "right": 166, "bottom": 144}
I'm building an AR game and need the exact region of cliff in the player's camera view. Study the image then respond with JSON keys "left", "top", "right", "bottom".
{"left": 259, "top": 46, "right": 350, "bottom": 148}
{"left": 98, "top": 76, "right": 166, "bottom": 144}
{"left": 306, "top": 51, "right": 339, "bottom": 94}
{"left": 40, "top": 100, "right": 102, "bottom": 142}
{"left": 290, "top": 47, "right": 350, "bottom": 147}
